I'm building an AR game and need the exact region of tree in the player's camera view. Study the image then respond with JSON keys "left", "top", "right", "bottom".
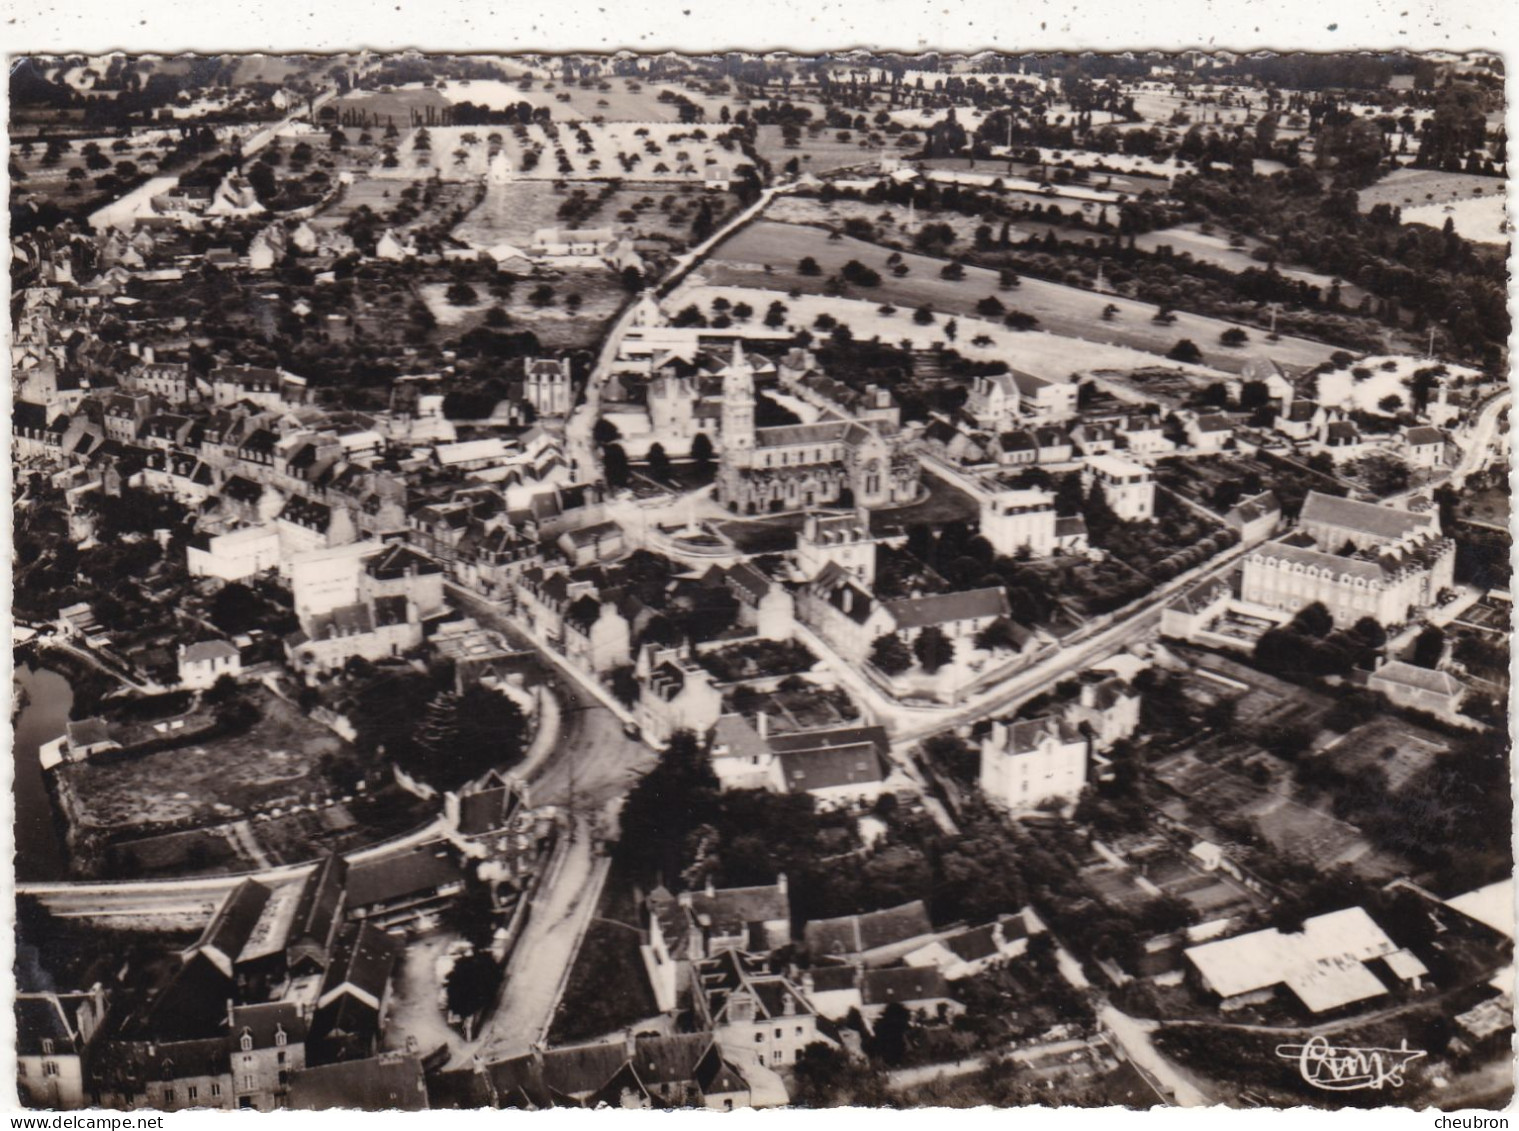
{"left": 1378, "top": 394, "right": 1404, "bottom": 414}
{"left": 690, "top": 432, "right": 715, "bottom": 473}
{"left": 603, "top": 443, "right": 631, "bottom": 487}
{"left": 798, "top": 256, "right": 822, "bottom": 276}
{"left": 789, "top": 1043, "right": 890, "bottom": 1108}
{"left": 445, "top": 951, "right": 503, "bottom": 1038}
{"left": 1219, "top": 327, "right": 1249, "bottom": 347}
{"left": 1291, "top": 602, "right": 1335, "bottom": 638}
{"left": 647, "top": 442, "right": 670, "bottom": 479}
{"left": 913, "top": 626, "right": 954, "bottom": 674}
{"left": 869, "top": 633, "right": 914, "bottom": 675}
{"left": 764, "top": 301, "right": 788, "bottom": 329}
{"left": 528, "top": 283, "right": 555, "bottom": 307}
{"left": 445, "top": 281, "right": 478, "bottom": 306}
{"left": 869, "top": 1002, "right": 913, "bottom": 1066}
{"left": 975, "top": 617, "right": 1021, "bottom": 652}
{"left": 592, "top": 417, "right": 622, "bottom": 446}
{"left": 912, "top": 305, "right": 935, "bottom": 325}
{"left": 1412, "top": 625, "right": 1445, "bottom": 669}
{"left": 1167, "top": 339, "right": 1203, "bottom": 364}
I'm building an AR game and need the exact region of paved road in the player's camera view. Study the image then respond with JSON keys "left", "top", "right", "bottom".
{"left": 457, "top": 820, "right": 612, "bottom": 1067}
{"left": 1098, "top": 1004, "right": 1211, "bottom": 1107}
{"left": 1450, "top": 389, "right": 1511, "bottom": 490}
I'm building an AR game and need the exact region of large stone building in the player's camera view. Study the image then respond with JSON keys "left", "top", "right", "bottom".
{"left": 713, "top": 343, "right": 919, "bottom": 514}
{"left": 1240, "top": 492, "right": 1455, "bottom": 628}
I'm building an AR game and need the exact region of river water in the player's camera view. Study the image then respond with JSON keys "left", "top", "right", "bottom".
{"left": 12, "top": 660, "right": 73, "bottom": 882}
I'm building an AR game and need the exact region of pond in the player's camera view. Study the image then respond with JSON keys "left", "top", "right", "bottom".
{"left": 13, "top": 659, "right": 74, "bottom": 882}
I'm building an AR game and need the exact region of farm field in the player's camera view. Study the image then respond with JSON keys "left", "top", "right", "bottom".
{"left": 452, "top": 178, "right": 733, "bottom": 250}
{"left": 754, "top": 124, "right": 885, "bottom": 175}
{"left": 1403, "top": 196, "right": 1508, "bottom": 246}
{"left": 699, "top": 218, "right": 1338, "bottom": 373}
{"left": 374, "top": 121, "right": 745, "bottom": 185}
{"left": 1357, "top": 167, "right": 1509, "bottom": 245}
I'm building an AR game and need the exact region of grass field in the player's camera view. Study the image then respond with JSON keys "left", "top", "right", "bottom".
{"left": 753, "top": 124, "right": 885, "bottom": 175}
{"left": 700, "top": 218, "right": 1337, "bottom": 373}
{"left": 452, "top": 179, "right": 732, "bottom": 250}
{"left": 1132, "top": 224, "right": 1364, "bottom": 304}
{"left": 1358, "top": 167, "right": 1509, "bottom": 246}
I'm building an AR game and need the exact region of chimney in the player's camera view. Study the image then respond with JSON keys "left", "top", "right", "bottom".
{"left": 705, "top": 874, "right": 715, "bottom": 898}
{"left": 1079, "top": 680, "right": 1097, "bottom": 709}
{"left": 129, "top": 341, "right": 141, "bottom": 358}
{"left": 782, "top": 993, "right": 796, "bottom": 1016}
{"left": 143, "top": 346, "right": 155, "bottom": 365}
{"left": 801, "top": 971, "right": 814, "bottom": 996}
{"left": 776, "top": 871, "right": 787, "bottom": 895}
{"left": 992, "top": 921, "right": 1006, "bottom": 951}
{"left": 227, "top": 999, "right": 237, "bottom": 1028}
{"left": 624, "top": 1028, "right": 638, "bottom": 1060}
{"left": 756, "top": 711, "right": 768, "bottom": 740}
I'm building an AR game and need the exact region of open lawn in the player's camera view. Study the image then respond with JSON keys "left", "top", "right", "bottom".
{"left": 453, "top": 179, "right": 734, "bottom": 251}
{"left": 62, "top": 689, "right": 349, "bottom": 832}
{"left": 701, "top": 219, "right": 1338, "bottom": 373}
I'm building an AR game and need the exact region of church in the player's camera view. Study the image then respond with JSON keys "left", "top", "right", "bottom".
{"left": 713, "top": 342, "right": 920, "bottom": 515}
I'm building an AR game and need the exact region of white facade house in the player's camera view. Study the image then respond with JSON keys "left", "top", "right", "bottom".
{"left": 980, "top": 487, "right": 1057, "bottom": 557}
{"left": 178, "top": 639, "right": 243, "bottom": 689}
{"left": 1083, "top": 454, "right": 1155, "bottom": 522}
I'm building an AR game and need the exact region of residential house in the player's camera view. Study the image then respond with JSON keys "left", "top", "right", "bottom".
{"left": 980, "top": 487, "right": 1057, "bottom": 557}
{"left": 1403, "top": 425, "right": 1449, "bottom": 470}
{"left": 1185, "top": 412, "right": 1234, "bottom": 453}
{"left": 795, "top": 510, "right": 878, "bottom": 586}
{"left": 288, "top": 1055, "right": 427, "bottom": 1111}
{"left": 702, "top": 562, "right": 795, "bottom": 641}
{"left": 1224, "top": 490, "right": 1282, "bottom": 546}
{"left": 178, "top": 639, "right": 242, "bottom": 690}
{"left": 769, "top": 725, "right": 892, "bottom": 808}
{"left": 562, "top": 594, "right": 632, "bottom": 674}
{"left": 691, "top": 950, "right": 829, "bottom": 1073}
{"left": 1083, "top": 454, "right": 1155, "bottom": 522}
{"left": 523, "top": 358, "right": 574, "bottom": 418}
{"left": 483, "top": 1033, "right": 756, "bottom": 1110}
{"left": 558, "top": 520, "right": 626, "bottom": 566}
{"left": 904, "top": 911, "right": 1043, "bottom": 980}
{"left": 635, "top": 643, "right": 724, "bottom": 746}
{"left": 16, "top": 990, "right": 106, "bottom": 1110}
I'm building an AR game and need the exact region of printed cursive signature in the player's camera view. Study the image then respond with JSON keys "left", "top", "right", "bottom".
{"left": 1274, "top": 1036, "right": 1427, "bottom": 1091}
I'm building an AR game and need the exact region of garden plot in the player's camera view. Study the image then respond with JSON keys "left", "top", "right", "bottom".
{"left": 61, "top": 690, "right": 348, "bottom": 833}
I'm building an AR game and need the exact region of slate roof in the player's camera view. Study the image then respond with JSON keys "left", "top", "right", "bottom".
{"left": 860, "top": 966, "right": 951, "bottom": 1007}
{"left": 1369, "top": 660, "right": 1465, "bottom": 697}
{"left": 1405, "top": 425, "right": 1447, "bottom": 446}
{"left": 289, "top": 854, "right": 348, "bottom": 951}
{"left": 193, "top": 878, "right": 272, "bottom": 963}
{"left": 883, "top": 587, "right": 1010, "bottom": 631}
{"left": 182, "top": 638, "right": 240, "bottom": 665}
{"left": 288, "top": 1056, "right": 428, "bottom": 1110}
{"left": 346, "top": 846, "right": 462, "bottom": 908}
{"left": 1299, "top": 491, "right": 1434, "bottom": 544}
{"left": 779, "top": 745, "right": 886, "bottom": 792}
{"left": 804, "top": 901, "right": 934, "bottom": 957}
{"left": 685, "top": 882, "right": 790, "bottom": 936}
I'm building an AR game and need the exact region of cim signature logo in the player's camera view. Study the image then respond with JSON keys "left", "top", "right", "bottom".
{"left": 1274, "top": 1036, "right": 1427, "bottom": 1092}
